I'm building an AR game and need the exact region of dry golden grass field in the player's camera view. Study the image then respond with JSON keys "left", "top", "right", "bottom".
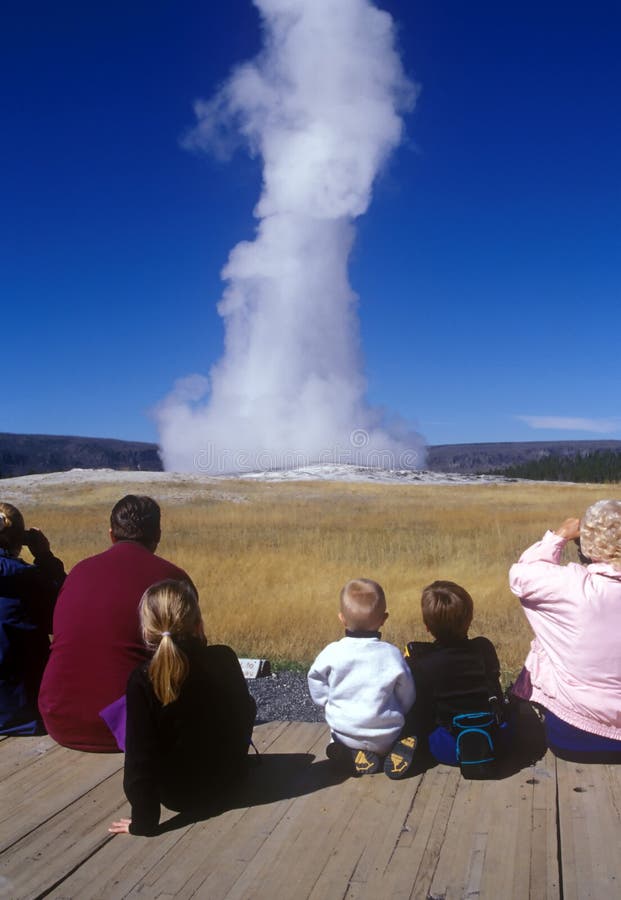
{"left": 6, "top": 475, "right": 618, "bottom": 683}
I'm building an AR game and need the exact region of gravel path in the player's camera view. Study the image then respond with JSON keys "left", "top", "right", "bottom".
{"left": 247, "top": 670, "right": 324, "bottom": 724}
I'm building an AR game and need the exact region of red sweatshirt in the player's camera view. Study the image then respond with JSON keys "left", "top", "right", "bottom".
{"left": 39, "top": 541, "right": 189, "bottom": 752}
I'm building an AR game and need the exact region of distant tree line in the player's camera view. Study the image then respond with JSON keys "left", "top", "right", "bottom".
{"left": 497, "top": 450, "right": 621, "bottom": 483}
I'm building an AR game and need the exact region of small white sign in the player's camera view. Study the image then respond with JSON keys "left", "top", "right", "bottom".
{"left": 238, "top": 658, "right": 271, "bottom": 679}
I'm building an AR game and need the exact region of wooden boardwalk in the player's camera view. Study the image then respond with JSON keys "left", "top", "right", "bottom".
{"left": 1, "top": 712, "right": 620, "bottom": 900}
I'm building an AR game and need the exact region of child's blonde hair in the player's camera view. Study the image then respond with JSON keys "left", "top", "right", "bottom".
{"left": 139, "top": 579, "right": 202, "bottom": 705}
{"left": 340, "top": 578, "right": 386, "bottom": 630}
{"left": 421, "top": 580, "right": 473, "bottom": 642}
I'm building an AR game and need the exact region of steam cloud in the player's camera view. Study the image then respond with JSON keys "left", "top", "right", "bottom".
{"left": 157, "top": 0, "right": 424, "bottom": 473}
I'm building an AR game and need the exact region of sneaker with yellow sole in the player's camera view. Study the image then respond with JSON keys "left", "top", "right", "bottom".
{"left": 352, "top": 748, "right": 382, "bottom": 776}
{"left": 384, "top": 736, "right": 418, "bottom": 779}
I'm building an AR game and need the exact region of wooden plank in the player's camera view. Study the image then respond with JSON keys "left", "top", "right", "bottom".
{"left": 422, "top": 755, "right": 557, "bottom": 900}
{"left": 267, "top": 778, "right": 379, "bottom": 899}
{"left": 371, "top": 703, "right": 559, "bottom": 900}
{"left": 408, "top": 767, "right": 468, "bottom": 900}
{"left": 126, "top": 721, "right": 326, "bottom": 900}
{"left": 425, "top": 772, "right": 488, "bottom": 899}
{"left": 606, "top": 762, "right": 621, "bottom": 819}
{"left": 43, "top": 722, "right": 317, "bottom": 900}
{"left": 103, "top": 721, "right": 348, "bottom": 900}
{"left": 505, "top": 698, "right": 560, "bottom": 900}
{"left": 45, "top": 819, "right": 192, "bottom": 900}
{"left": 0, "top": 768, "right": 127, "bottom": 899}
{"left": 478, "top": 754, "right": 558, "bottom": 899}
{"left": 179, "top": 725, "right": 337, "bottom": 900}
{"left": 3, "top": 716, "right": 620, "bottom": 900}
{"left": 312, "top": 769, "right": 427, "bottom": 900}
{"left": 557, "top": 757, "right": 621, "bottom": 900}
{"left": 243, "top": 771, "right": 378, "bottom": 899}
{"left": 367, "top": 764, "right": 461, "bottom": 900}
{"left": 0, "top": 734, "right": 59, "bottom": 783}
{"left": 152, "top": 805, "right": 282, "bottom": 900}
{"left": 250, "top": 719, "right": 291, "bottom": 754}
{"left": 0, "top": 746, "right": 123, "bottom": 853}
{"left": 44, "top": 724, "right": 289, "bottom": 900}
{"left": 528, "top": 754, "right": 560, "bottom": 900}
{"left": 34, "top": 717, "right": 284, "bottom": 900}
{"left": 200, "top": 723, "right": 355, "bottom": 900}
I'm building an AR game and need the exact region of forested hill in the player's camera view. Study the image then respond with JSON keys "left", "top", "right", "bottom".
{"left": 0, "top": 433, "right": 162, "bottom": 478}
{"left": 427, "top": 440, "right": 621, "bottom": 481}
{"left": 492, "top": 450, "right": 621, "bottom": 483}
{"left": 2, "top": 433, "right": 621, "bottom": 481}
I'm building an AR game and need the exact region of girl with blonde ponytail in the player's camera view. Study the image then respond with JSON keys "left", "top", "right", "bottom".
{"left": 110, "top": 580, "right": 256, "bottom": 836}
{"left": 141, "top": 580, "right": 202, "bottom": 706}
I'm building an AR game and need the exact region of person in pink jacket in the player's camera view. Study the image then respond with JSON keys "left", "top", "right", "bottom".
{"left": 509, "top": 499, "right": 621, "bottom": 761}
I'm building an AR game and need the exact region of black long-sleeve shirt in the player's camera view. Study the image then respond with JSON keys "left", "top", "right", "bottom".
{"left": 405, "top": 636, "right": 503, "bottom": 733}
{"left": 124, "top": 639, "right": 256, "bottom": 836}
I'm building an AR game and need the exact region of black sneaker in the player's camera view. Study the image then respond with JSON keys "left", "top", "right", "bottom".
{"left": 326, "top": 740, "right": 352, "bottom": 765}
{"left": 352, "top": 748, "right": 382, "bottom": 776}
{"left": 384, "top": 736, "right": 418, "bottom": 779}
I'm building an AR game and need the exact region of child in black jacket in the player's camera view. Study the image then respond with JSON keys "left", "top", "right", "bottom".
{"left": 109, "top": 579, "right": 255, "bottom": 836}
{"left": 405, "top": 581, "right": 506, "bottom": 774}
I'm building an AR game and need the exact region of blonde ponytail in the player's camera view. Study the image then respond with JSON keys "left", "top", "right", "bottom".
{"left": 139, "top": 580, "right": 202, "bottom": 705}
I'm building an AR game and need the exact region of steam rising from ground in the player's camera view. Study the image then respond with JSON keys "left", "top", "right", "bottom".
{"left": 157, "top": 0, "right": 424, "bottom": 473}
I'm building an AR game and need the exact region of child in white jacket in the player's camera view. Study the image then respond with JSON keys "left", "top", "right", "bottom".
{"left": 308, "top": 578, "right": 416, "bottom": 778}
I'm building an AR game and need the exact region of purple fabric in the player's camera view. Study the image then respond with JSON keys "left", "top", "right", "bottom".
{"left": 99, "top": 694, "right": 127, "bottom": 751}
{"left": 544, "top": 710, "right": 621, "bottom": 758}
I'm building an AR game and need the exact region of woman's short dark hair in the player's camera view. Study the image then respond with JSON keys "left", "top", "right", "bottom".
{"left": 110, "top": 495, "right": 161, "bottom": 546}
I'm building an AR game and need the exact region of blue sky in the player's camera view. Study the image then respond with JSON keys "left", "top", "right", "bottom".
{"left": 3, "top": 0, "right": 620, "bottom": 450}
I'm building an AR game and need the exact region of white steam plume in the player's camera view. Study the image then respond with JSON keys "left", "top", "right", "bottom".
{"left": 157, "top": 0, "right": 424, "bottom": 473}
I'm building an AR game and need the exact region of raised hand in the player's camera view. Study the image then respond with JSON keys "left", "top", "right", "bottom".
{"left": 554, "top": 518, "right": 581, "bottom": 541}
{"left": 22, "top": 528, "right": 51, "bottom": 558}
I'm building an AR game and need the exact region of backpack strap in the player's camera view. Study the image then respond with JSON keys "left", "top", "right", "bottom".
{"left": 452, "top": 712, "right": 496, "bottom": 731}
{"left": 451, "top": 712, "right": 497, "bottom": 768}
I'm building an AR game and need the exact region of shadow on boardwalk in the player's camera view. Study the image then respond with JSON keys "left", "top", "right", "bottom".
{"left": 157, "top": 701, "right": 549, "bottom": 837}
{"left": 1, "top": 713, "right": 620, "bottom": 899}
{"left": 158, "top": 752, "right": 350, "bottom": 834}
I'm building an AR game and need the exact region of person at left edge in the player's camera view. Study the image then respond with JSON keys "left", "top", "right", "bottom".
{"left": 0, "top": 502, "right": 65, "bottom": 735}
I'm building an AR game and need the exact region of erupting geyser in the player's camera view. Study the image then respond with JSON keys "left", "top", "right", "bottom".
{"left": 157, "top": 0, "right": 424, "bottom": 473}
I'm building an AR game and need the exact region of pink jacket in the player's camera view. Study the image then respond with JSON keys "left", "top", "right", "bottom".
{"left": 509, "top": 530, "right": 621, "bottom": 739}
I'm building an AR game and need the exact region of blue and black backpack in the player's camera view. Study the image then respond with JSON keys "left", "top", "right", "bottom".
{"left": 405, "top": 639, "right": 507, "bottom": 778}
{"left": 451, "top": 709, "right": 499, "bottom": 778}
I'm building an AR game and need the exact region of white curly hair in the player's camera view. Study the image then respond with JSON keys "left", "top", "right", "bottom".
{"left": 580, "top": 499, "right": 621, "bottom": 569}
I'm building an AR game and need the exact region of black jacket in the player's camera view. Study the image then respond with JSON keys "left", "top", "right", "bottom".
{"left": 405, "top": 637, "right": 503, "bottom": 733}
{"left": 0, "top": 548, "right": 65, "bottom": 734}
{"left": 124, "top": 639, "right": 256, "bottom": 835}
